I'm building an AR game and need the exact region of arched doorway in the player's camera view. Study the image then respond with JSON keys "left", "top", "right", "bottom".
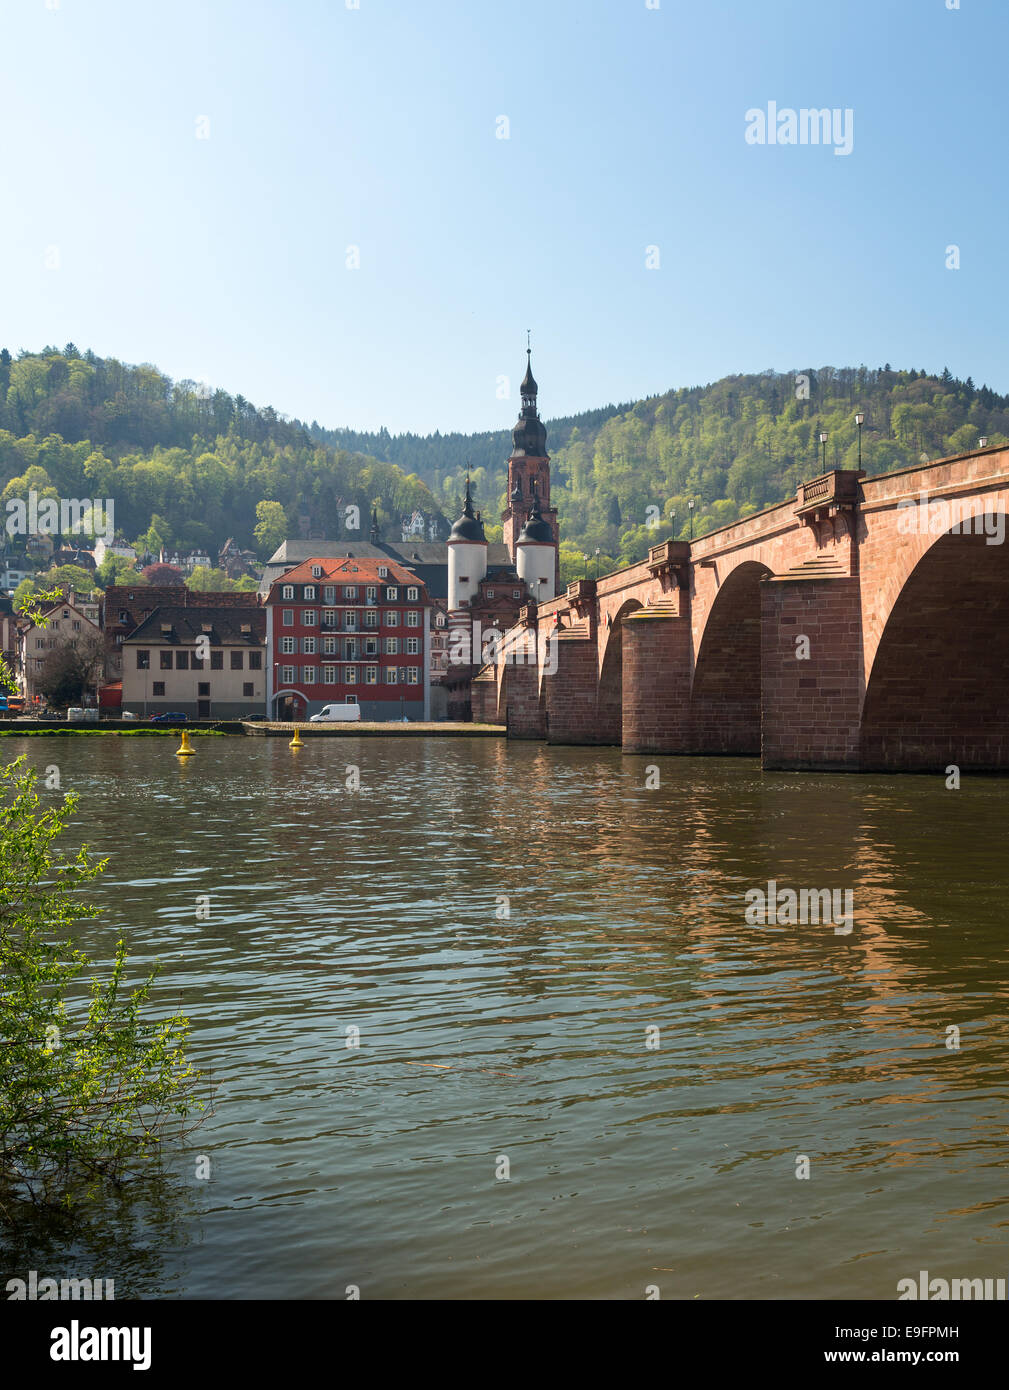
{"left": 273, "top": 690, "right": 308, "bottom": 722}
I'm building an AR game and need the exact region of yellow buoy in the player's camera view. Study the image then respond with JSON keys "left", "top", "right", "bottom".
{"left": 290, "top": 725, "right": 304, "bottom": 749}
{"left": 176, "top": 728, "right": 195, "bottom": 757}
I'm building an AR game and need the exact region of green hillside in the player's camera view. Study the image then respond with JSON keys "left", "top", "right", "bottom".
{"left": 0, "top": 346, "right": 443, "bottom": 572}
{"left": 3, "top": 347, "right": 1007, "bottom": 593}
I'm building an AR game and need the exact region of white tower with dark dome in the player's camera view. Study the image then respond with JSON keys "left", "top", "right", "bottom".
{"left": 515, "top": 487, "right": 557, "bottom": 601}
{"left": 447, "top": 477, "right": 487, "bottom": 612}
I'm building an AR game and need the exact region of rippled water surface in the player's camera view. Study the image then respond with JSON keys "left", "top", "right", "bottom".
{"left": 3, "top": 736, "right": 1008, "bottom": 1299}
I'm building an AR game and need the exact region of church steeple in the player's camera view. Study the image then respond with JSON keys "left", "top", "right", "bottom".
{"left": 503, "top": 338, "right": 558, "bottom": 590}
{"left": 520, "top": 348, "right": 538, "bottom": 409}
{"left": 510, "top": 345, "right": 547, "bottom": 459}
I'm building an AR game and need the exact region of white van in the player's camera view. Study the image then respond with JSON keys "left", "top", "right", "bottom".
{"left": 309, "top": 701, "right": 362, "bottom": 723}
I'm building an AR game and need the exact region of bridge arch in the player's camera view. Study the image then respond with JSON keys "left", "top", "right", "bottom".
{"left": 596, "top": 599, "right": 644, "bottom": 744}
{"left": 690, "top": 560, "right": 772, "bottom": 754}
{"left": 860, "top": 522, "right": 1009, "bottom": 770}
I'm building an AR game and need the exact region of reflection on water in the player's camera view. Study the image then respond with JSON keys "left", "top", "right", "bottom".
{"left": 2, "top": 736, "right": 1007, "bottom": 1299}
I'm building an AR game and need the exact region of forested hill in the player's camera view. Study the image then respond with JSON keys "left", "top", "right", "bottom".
{"left": 3, "top": 347, "right": 1008, "bottom": 586}
{"left": 310, "top": 399, "right": 634, "bottom": 499}
{"left": 0, "top": 346, "right": 444, "bottom": 563}
{"left": 314, "top": 365, "right": 1009, "bottom": 577}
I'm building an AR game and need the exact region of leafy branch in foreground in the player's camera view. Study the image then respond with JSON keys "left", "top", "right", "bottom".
{"left": 1, "top": 758, "right": 204, "bottom": 1207}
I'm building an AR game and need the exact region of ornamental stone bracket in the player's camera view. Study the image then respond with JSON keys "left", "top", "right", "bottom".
{"left": 795, "top": 469, "right": 865, "bottom": 543}
{"left": 566, "top": 578, "right": 596, "bottom": 618}
{"left": 646, "top": 540, "right": 691, "bottom": 590}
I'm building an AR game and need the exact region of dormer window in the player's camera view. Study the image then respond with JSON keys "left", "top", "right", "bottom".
{"left": 311, "top": 566, "right": 323, "bottom": 578}
{"left": 378, "top": 566, "right": 389, "bottom": 579}
{"left": 407, "top": 586, "right": 418, "bottom": 601}
{"left": 282, "top": 585, "right": 294, "bottom": 600}
{"left": 304, "top": 585, "right": 316, "bottom": 600}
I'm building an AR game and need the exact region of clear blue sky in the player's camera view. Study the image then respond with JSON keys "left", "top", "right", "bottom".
{"left": 0, "top": 0, "right": 1004, "bottom": 435}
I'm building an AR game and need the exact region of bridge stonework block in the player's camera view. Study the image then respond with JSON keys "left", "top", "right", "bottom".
{"left": 621, "top": 614, "right": 692, "bottom": 754}
{"left": 760, "top": 578, "right": 863, "bottom": 771}
{"left": 470, "top": 673, "right": 503, "bottom": 727}
{"left": 544, "top": 638, "right": 607, "bottom": 745}
{"left": 504, "top": 658, "right": 544, "bottom": 739}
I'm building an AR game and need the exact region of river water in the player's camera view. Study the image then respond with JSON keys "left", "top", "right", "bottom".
{"left": 2, "top": 736, "right": 1007, "bottom": 1300}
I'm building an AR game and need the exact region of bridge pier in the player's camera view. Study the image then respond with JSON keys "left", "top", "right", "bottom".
{"left": 544, "top": 635, "right": 607, "bottom": 745}
{"left": 470, "top": 668, "right": 503, "bottom": 725}
{"left": 503, "top": 657, "right": 545, "bottom": 738}
{"left": 760, "top": 575, "right": 863, "bottom": 771}
{"left": 620, "top": 607, "right": 692, "bottom": 753}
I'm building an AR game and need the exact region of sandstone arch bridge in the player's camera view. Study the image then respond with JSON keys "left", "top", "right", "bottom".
{"left": 472, "top": 445, "right": 1009, "bottom": 772}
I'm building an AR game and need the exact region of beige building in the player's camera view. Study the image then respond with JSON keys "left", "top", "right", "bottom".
{"left": 17, "top": 593, "right": 103, "bottom": 705}
{"left": 122, "top": 606, "right": 266, "bottom": 718}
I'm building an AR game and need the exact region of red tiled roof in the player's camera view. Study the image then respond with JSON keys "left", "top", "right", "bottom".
{"left": 268, "top": 556, "right": 429, "bottom": 596}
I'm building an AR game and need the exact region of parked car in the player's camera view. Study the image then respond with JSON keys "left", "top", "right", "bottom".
{"left": 150, "top": 712, "right": 188, "bottom": 723}
{"left": 309, "top": 702, "right": 362, "bottom": 723}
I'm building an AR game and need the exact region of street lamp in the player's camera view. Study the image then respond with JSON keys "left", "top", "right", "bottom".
{"left": 688, "top": 499, "right": 695, "bottom": 540}
{"left": 582, "top": 552, "right": 589, "bottom": 580}
{"left": 819, "top": 431, "right": 828, "bottom": 471}
{"left": 594, "top": 547, "right": 600, "bottom": 579}
{"left": 854, "top": 412, "right": 864, "bottom": 470}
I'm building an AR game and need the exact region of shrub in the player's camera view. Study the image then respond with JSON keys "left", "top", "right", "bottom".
{"left": 0, "top": 759, "right": 202, "bottom": 1207}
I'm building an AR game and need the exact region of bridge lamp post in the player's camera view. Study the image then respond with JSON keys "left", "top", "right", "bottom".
{"left": 669, "top": 507, "right": 676, "bottom": 538}
{"left": 593, "top": 547, "right": 600, "bottom": 579}
{"left": 819, "top": 431, "right": 828, "bottom": 472}
{"left": 979, "top": 436, "right": 988, "bottom": 449}
{"left": 582, "top": 552, "right": 589, "bottom": 580}
{"left": 854, "top": 413, "right": 864, "bottom": 469}
{"left": 688, "top": 499, "right": 695, "bottom": 539}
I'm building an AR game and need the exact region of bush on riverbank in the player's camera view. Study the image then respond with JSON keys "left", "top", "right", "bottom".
{"left": 0, "top": 758, "right": 203, "bottom": 1208}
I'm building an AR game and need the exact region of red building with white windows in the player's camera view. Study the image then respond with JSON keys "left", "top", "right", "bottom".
{"left": 264, "top": 557, "right": 432, "bottom": 720}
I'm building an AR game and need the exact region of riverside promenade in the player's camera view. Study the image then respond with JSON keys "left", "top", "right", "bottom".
{"left": 242, "top": 721, "right": 504, "bottom": 737}
{"left": 0, "top": 719, "right": 504, "bottom": 738}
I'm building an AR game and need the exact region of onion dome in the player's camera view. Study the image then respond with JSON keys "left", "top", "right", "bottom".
{"left": 517, "top": 490, "right": 553, "bottom": 543}
{"left": 449, "top": 477, "right": 486, "bottom": 543}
